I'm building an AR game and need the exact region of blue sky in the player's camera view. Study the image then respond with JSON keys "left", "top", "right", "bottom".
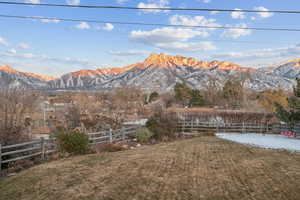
{"left": 0, "top": 0, "right": 299, "bottom": 76}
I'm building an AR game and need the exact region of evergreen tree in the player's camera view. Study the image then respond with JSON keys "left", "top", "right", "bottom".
{"left": 275, "top": 78, "right": 300, "bottom": 131}
{"left": 149, "top": 91, "right": 159, "bottom": 103}
{"left": 189, "top": 89, "right": 204, "bottom": 107}
{"left": 174, "top": 82, "right": 192, "bottom": 107}
{"left": 174, "top": 82, "right": 204, "bottom": 107}
{"left": 223, "top": 79, "right": 243, "bottom": 108}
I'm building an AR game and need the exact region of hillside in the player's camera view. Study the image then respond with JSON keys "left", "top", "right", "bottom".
{"left": 0, "top": 65, "right": 51, "bottom": 89}
{"left": 1, "top": 54, "right": 300, "bottom": 91}
{"left": 272, "top": 58, "right": 300, "bottom": 79}
{"left": 0, "top": 137, "right": 299, "bottom": 200}
{"left": 48, "top": 53, "right": 253, "bottom": 90}
{"left": 48, "top": 53, "right": 296, "bottom": 91}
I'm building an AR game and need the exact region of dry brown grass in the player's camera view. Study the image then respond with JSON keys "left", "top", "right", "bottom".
{"left": 0, "top": 137, "right": 300, "bottom": 200}
{"left": 190, "top": 130, "right": 216, "bottom": 136}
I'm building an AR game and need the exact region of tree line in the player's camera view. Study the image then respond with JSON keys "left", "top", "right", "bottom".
{"left": 0, "top": 76, "right": 297, "bottom": 145}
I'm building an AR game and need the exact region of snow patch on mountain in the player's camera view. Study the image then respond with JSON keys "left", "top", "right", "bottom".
{"left": 1, "top": 54, "right": 300, "bottom": 91}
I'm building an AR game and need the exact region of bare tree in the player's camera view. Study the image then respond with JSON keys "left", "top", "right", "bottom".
{"left": 60, "top": 88, "right": 146, "bottom": 130}
{"left": 0, "top": 88, "right": 38, "bottom": 145}
{"left": 203, "top": 76, "right": 223, "bottom": 107}
{"left": 102, "top": 87, "right": 146, "bottom": 128}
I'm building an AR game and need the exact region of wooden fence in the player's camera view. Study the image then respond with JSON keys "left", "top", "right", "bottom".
{"left": 178, "top": 121, "right": 300, "bottom": 135}
{"left": 178, "top": 121, "right": 271, "bottom": 133}
{"left": 2, "top": 122, "right": 299, "bottom": 173}
{"left": 0, "top": 126, "right": 140, "bottom": 172}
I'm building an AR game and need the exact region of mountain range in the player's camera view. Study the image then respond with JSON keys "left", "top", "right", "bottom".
{"left": 0, "top": 53, "right": 299, "bottom": 91}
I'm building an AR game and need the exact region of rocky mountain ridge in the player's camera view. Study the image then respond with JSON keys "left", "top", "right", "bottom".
{"left": 0, "top": 53, "right": 299, "bottom": 91}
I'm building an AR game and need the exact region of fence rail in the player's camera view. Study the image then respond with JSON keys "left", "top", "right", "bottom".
{"left": 0, "top": 125, "right": 140, "bottom": 172}
{"left": 178, "top": 121, "right": 271, "bottom": 133}
{"left": 177, "top": 121, "right": 300, "bottom": 135}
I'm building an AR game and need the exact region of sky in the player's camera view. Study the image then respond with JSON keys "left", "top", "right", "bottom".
{"left": 0, "top": 0, "right": 299, "bottom": 77}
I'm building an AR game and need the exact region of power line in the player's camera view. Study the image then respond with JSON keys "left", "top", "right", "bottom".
{"left": 1, "top": 14, "right": 300, "bottom": 32}
{"left": 0, "top": 1, "right": 300, "bottom": 14}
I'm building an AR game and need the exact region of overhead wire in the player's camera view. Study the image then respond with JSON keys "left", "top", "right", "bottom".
{"left": 0, "top": 1, "right": 299, "bottom": 14}
{"left": 0, "top": 14, "right": 300, "bottom": 32}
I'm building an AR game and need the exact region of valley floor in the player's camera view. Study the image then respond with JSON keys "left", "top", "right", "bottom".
{"left": 0, "top": 136, "right": 300, "bottom": 200}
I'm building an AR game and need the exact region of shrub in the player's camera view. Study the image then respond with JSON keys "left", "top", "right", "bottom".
{"left": 145, "top": 119, "right": 159, "bottom": 134}
{"left": 55, "top": 129, "right": 90, "bottom": 155}
{"left": 136, "top": 128, "right": 153, "bottom": 143}
{"left": 146, "top": 108, "right": 178, "bottom": 141}
{"left": 149, "top": 91, "right": 159, "bottom": 103}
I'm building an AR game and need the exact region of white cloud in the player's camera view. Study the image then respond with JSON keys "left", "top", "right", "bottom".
{"left": 231, "top": 8, "right": 246, "bottom": 19}
{"left": 7, "top": 49, "right": 17, "bottom": 54}
{"left": 0, "top": 37, "right": 8, "bottom": 46}
{"left": 254, "top": 6, "right": 274, "bottom": 18}
{"left": 0, "top": 49, "right": 109, "bottom": 76}
{"left": 117, "top": 0, "right": 129, "bottom": 3}
{"left": 3, "top": 49, "right": 92, "bottom": 66}
{"left": 108, "top": 50, "right": 149, "bottom": 56}
{"left": 137, "top": 0, "right": 169, "bottom": 13}
{"left": 39, "top": 18, "right": 60, "bottom": 23}
{"left": 200, "top": 0, "right": 211, "bottom": 3}
{"left": 75, "top": 22, "right": 90, "bottom": 30}
{"left": 130, "top": 15, "right": 220, "bottom": 50}
{"left": 208, "top": 44, "right": 300, "bottom": 63}
{"left": 130, "top": 26, "right": 217, "bottom": 52}
{"left": 103, "top": 23, "right": 114, "bottom": 31}
{"left": 32, "top": 16, "right": 60, "bottom": 23}
{"left": 96, "top": 23, "right": 114, "bottom": 31}
{"left": 19, "top": 43, "right": 30, "bottom": 49}
{"left": 221, "top": 23, "right": 251, "bottom": 39}
{"left": 66, "top": 0, "right": 80, "bottom": 5}
{"left": 156, "top": 41, "right": 216, "bottom": 52}
{"left": 131, "top": 27, "right": 208, "bottom": 43}
{"left": 25, "top": 0, "right": 40, "bottom": 4}
{"left": 170, "top": 15, "right": 219, "bottom": 31}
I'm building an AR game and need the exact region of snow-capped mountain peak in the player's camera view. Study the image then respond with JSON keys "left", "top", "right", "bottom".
{"left": 1, "top": 54, "right": 300, "bottom": 91}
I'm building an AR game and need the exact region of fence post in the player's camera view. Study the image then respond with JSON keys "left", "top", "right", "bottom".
{"left": 0, "top": 144, "right": 2, "bottom": 173}
{"left": 182, "top": 117, "right": 185, "bottom": 134}
{"left": 109, "top": 128, "right": 113, "bottom": 143}
{"left": 242, "top": 122, "right": 245, "bottom": 133}
{"left": 41, "top": 137, "right": 45, "bottom": 160}
{"left": 122, "top": 127, "right": 125, "bottom": 141}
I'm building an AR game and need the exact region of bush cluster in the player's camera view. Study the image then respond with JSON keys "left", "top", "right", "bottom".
{"left": 55, "top": 129, "right": 90, "bottom": 155}
{"left": 136, "top": 127, "right": 153, "bottom": 143}
{"left": 146, "top": 109, "right": 178, "bottom": 141}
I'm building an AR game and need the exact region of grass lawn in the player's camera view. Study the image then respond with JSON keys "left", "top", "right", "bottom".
{"left": 0, "top": 136, "right": 300, "bottom": 200}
